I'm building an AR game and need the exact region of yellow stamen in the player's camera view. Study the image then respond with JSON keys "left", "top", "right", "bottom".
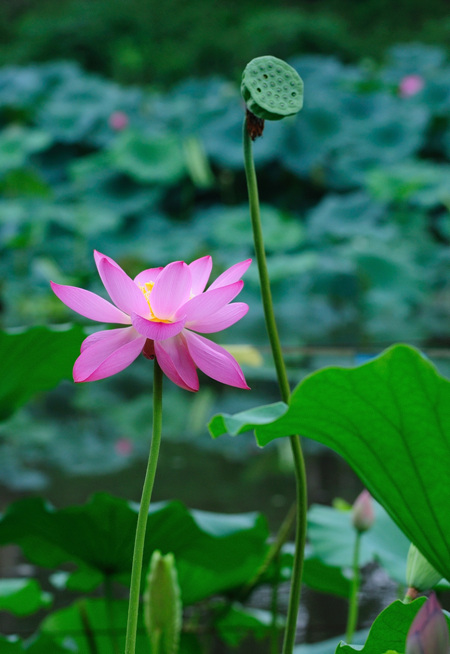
{"left": 140, "top": 282, "right": 171, "bottom": 323}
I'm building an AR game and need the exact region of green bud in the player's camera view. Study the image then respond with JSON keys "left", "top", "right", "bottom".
{"left": 241, "top": 56, "right": 304, "bottom": 121}
{"left": 144, "top": 550, "right": 182, "bottom": 654}
{"left": 406, "top": 543, "right": 442, "bottom": 591}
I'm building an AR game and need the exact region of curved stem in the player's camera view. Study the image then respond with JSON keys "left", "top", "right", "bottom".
{"left": 270, "top": 554, "right": 281, "bottom": 654}
{"left": 284, "top": 436, "right": 307, "bottom": 654}
{"left": 125, "top": 360, "right": 164, "bottom": 654}
{"left": 345, "top": 530, "right": 362, "bottom": 644}
{"left": 243, "top": 118, "right": 308, "bottom": 654}
{"left": 243, "top": 119, "right": 291, "bottom": 403}
{"left": 240, "top": 502, "right": 297, "bottom": 600}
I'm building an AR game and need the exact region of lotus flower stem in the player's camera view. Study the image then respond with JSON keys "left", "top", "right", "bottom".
{"left": 345, "top": 530, "right": 362, "bottom": 644}
{"left": 125, "top": 360, "right": 164, "bottom": 654}
{"left": 243, "top": 119, "right": 308, "bottom": 654}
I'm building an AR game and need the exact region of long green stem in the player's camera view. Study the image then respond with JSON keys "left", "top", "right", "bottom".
{"left": 270, "top": 554, "right": 281, "bottom": 654}
{"left": 79, "top": 600, "right": 100, "bottom": 654}
{"left": 125, "top": 360, "right": 164, "bottom": 654}
{"left": 243, "top": 117, "right": 308, "bottom": 654}
{"left": 240, "top": 502, "right": 297, "bottom": 600}
{"left": 345, "top": 530, "right": 362, "bottom": 644}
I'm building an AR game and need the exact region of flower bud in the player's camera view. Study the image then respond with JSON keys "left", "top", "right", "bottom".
{"left": 351, "top": 490, "right": 375, "bottom": 532}
{"left": 241, "top": 56, "right": 303, "bottom": 121}
{"left": 406, "top": 544, "right": 442, "bottom": 592}
{"left": 406, "top": 593, "right": 450, "bottom": 654}
{"left": 144, "top": 550, "right": 181, "bottom": 654}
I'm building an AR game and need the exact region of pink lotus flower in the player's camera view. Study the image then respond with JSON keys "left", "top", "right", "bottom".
{"left": 109, "top": 111, "right": 129, "bottom": 131}
{"left": 51, "top": 251, "right": 251, "bottom": 392}
{"left": 399, "top": 74, "right": 425, "bottom": 98}
{"left": 115, "top": 438, "right": 134, "bottom": 456}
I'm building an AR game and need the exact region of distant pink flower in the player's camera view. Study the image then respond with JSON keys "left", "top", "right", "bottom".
{"left": 352, "top": 489, "right": 375, "bottom": 532}
{"left": 406, "top": 593, "right": 450, "bottom": 654}
{"left": 399, "top": 75, "right": 425, "bottom": 98}
{"left": 51, "top": 251, "right": 251, "bottom": 392}
{"left": 109, "top": 111, "right": 129, "bottom": 131}
{"left": 115, "top": 438, "right": 133, "bottom": 456}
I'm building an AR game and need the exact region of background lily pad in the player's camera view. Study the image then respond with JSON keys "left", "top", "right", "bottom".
{"left": 0, "top": 325, "right": 85, "bottom": 421}
{"left": 307, "top": 501, "right": 410, "bottom": 585}
{"left": 0, "top": 493, "right": 269, "bottom": 605}
{"left": 0, "top": 578, "right": 52, "bottom": 616}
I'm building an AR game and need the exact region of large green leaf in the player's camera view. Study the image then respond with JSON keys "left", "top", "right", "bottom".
{"left": 0, "top": 493, "right": 269, "bottom": 605}
{"left": 41, "top": 598, "right": 199, "bottom": 654}
{"left": 40, "top": 598, "right": 147, "bottom": 654}
{"left": 0, "top": 633, "right": 73, "bottom": 653}
{"left": 214, "top": 603, "right": 284, "bottom": 647}
{"left": 0, "top": 636, "right": 22, "bottom": 653}
{"left": 0, "top": 325, "right": 85, "bottom": 421}
{"left": 110, "top": 131, "right": 186, "bottom": 184}
{"left": 210, "top": 345, "right": 450, "bottom": 581}
{"left": 209, "top": 401, "right": 287, "bottom": 438}
{"left": 0, "top": 126, "right": 52, "bottom": 173}
{"left": 302, "top": 551, "right": 350, "bottom": 598}
{"left": 293, "top": 630, "right": 369, "bottom": 654}
{"left": 336, "top": 598, "right": 450, "bottom": 654}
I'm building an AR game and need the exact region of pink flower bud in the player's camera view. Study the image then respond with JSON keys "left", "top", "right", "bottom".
{"left": 406, "top": 593, "right": 450, "bottom": 654}
{"left": 352, "top": 490, "right": 375, "bottom": 532}
{"left": 109, "top": 111, "right": 129, "bottom": 131}
{"left": 399, "top": 75, "right": 425, "bottom": 98}
{"left": 115, "top": 438, "right": 133, "bottom": 456}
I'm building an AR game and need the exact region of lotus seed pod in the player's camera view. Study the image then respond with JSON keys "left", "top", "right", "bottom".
{"left": 241, "top": 56, "right": 304, "bottom": 121}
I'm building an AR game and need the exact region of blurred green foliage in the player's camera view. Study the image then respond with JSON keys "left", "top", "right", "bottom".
{"left": 1, "top": 45, "right": 449, "bottom": 348}
{"left": 0, "top": 44, "right": 450, "bottom": 488}
{"left": 0, "top": 0, "right": 449, "bottom": 86}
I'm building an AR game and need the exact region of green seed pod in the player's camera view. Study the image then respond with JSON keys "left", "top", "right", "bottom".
{"left": 241, "top": 55, "right": 304, "bottom": 121}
